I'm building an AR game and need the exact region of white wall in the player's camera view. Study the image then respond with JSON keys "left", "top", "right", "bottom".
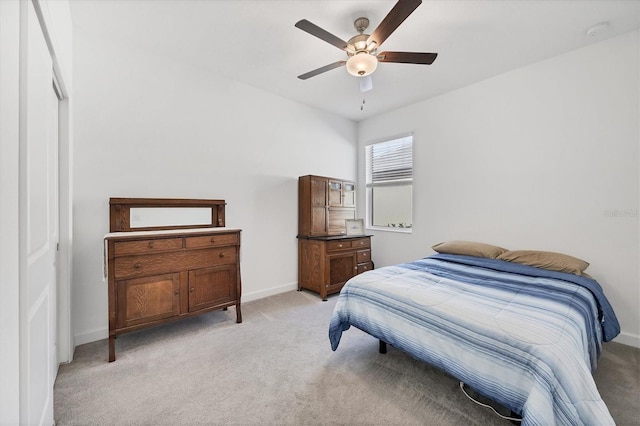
{"left": 72, "top": 31, "right": 357, "bottom": 345}
{"left": 358, "top": 31, "right": 640, "bottom": 347}
{"left": 0, "top": 3, "right": 22, "bottom": 423}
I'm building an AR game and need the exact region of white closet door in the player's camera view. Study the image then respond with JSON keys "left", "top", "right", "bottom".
{"left": 21, "top": 2, "right": 58, "bottom": 425}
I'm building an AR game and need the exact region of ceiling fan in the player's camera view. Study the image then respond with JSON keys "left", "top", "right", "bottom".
{"left": 295, "top": 0, "right": 437, "bottom": 90}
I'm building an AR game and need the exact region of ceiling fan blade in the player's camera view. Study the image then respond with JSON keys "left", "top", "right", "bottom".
{"left": 359, "top": 75, "right": 373, "bottom": 93}
{"left": 297, "top": 61, "right": 347, "bottom": 80}
{"left": 366, "top": 0, "right": 422, "bottom": 49}
{"left": 295, "top": 19, "right": 349, "bottom": 51}
{"left": 377, "top": 51, "right": 437, "bottom": 65}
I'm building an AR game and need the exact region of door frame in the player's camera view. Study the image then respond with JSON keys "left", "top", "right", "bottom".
{"left": 53, "top": 72, "right": 73, "bottom": 364}
{"left": 31, "top": 0, "right": 74, "bottom": 366}
{"left": 52, "top": 70, "right": 73, "bottom": 365}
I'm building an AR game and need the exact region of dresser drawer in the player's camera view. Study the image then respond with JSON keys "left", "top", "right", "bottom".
{"left": 115, "top": 252, "right": 180, "bottom": 278}
{"left": 326, "top": 240, "right": 351, "bottom": 252}
{"left": 114, "top": 247, "right": 237, "bottom": 279}
{"left": 185, "top": 233, "right": 239, "bottom": 249}
{"left": 351, "top": 238, "right": 370, "bottom": 249}
{"left": 114, "top": 237, "right": 183, "bottom": 256}
{"left": 357, "top": 262, "right": 373, "bottom": 274}
{"left": 356, "top": 249, "right": 371, "bottom": 264}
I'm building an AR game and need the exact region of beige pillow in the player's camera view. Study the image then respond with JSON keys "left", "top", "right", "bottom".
{"left": 497, "top": 250, "right": 589, "bottom": 275}
{"left": 432, "top": 240, "right": 508, "bottom": 259}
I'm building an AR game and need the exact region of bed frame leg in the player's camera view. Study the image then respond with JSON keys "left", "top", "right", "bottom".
{"left": 379, "top": 340, "right": 387, "bottom": 354}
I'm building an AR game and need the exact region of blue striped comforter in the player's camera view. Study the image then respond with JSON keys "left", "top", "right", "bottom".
{"left": 328, "top": 254, "right": 620, "bottom": 426}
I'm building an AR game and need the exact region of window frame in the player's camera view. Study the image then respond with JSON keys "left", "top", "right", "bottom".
{"left": 365, "top": 134, "right": 414, "bottom": 234}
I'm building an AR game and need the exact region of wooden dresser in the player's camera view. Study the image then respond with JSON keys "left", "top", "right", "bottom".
{"left": 297, "top": 175, "right": 373, "bottom": 300}
{"left": 105, "top": 198, "right": 241, "bottom": 362}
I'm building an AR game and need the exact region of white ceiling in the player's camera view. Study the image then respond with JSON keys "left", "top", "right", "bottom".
{"left": 69, "top": 0, "right": 640, "bottom": 122}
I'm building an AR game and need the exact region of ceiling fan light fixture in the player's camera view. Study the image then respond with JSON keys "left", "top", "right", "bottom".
{"left": 346, "top": 52, "right": 378, "bottom": 77}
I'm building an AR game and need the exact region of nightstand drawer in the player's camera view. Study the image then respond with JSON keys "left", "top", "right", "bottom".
{"left": 114, "top": 238, "right": 183, "bottom": 256}
{"left": 326, "top": 240, "right": 351, "bottom": 251}
{"left": 185, "top": 233, "right": 238, "bottom": 249}
{"left": 357, "top": 262, "right": 373, "bottom": 274}
{"left": 356, "top": 249, "right": 371, "bottom": 263}
{"left": 351, "top": 238, "right": 370, "bottom": 249}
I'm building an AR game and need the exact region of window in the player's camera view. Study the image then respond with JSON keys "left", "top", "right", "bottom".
{"left": 365, "top": 135, "right": 413, "bottom": 232}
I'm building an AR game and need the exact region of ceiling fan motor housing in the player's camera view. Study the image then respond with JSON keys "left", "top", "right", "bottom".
{"left": 348, "top": 33, "right": 372, "bottom": 54}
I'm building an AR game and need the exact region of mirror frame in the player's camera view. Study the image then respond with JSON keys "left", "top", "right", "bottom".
{"left": 109, "top": 198, "right": 226, "bottom": 232}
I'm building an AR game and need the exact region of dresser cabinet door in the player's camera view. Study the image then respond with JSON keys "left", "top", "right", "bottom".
{"left": 116, "top": 273, "right": 181, "bottom": 328}
{"left": 188, "top": 265, "right": 237, "bottom": 312}
{"left": 326, "top": 252, "right": 356, "bottom": 292}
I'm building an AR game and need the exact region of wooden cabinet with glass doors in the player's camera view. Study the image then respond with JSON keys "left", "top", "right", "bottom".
{"left": 297, "top": 175, "right": 373, "bottom": 300}
{"left": 298, "top": 175, "right": 356, "bottom": 236}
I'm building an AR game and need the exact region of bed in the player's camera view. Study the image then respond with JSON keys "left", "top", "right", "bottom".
{"left": 328, "top": 252, "right": 620, "bottom": 426}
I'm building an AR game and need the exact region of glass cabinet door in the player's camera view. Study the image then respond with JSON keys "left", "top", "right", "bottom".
{"left": 328, "top": 180, "right": 343, "bottom": 206}
{"left": 343, "top": 182, "right": 356, "bottom": 207}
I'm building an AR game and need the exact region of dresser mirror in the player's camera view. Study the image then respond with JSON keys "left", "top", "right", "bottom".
{"left": 129, "top": 207, "right": 212, "bottom": 229}
{"left": 109, "top": 198, "right": 226, "bottom": 232}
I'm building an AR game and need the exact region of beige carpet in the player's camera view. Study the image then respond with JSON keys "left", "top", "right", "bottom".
{"left": 54, "top": 290, "right": 640, "bottom": 425}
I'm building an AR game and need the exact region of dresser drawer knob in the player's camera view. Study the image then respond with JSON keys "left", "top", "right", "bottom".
{"left": 133, "top": 263, "right": 142, "bottom": 269}
{"left": 210, "top": 237, "right": 216, "bottom": 243}
{"left": 147, "top": 242, "right": 154, "bottom": 248}
{"left": 174, "top": 290, "right": 179, "bottom": 295}
{"left": 338, "top": 244, "right": 343, "bottom": 248}
{"left": 219, "top": 252, "right": 226, "bottom": 258}
{"left": 190, "top": 287, "right": 195, "bottom": 293}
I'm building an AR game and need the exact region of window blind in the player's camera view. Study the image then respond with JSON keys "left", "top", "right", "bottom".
{"left": 366, "top": 136, "right": 413, "bottom": 185}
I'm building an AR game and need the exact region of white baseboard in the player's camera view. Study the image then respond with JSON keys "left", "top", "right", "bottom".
{"left": 613, "top": 331, "right": 640, "bottom": 348}
{"left": 75, "top": 327, "right": 108, "bottom": 346}
{"left": 241, "top": 281, "right": 298, "bottom": 303}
